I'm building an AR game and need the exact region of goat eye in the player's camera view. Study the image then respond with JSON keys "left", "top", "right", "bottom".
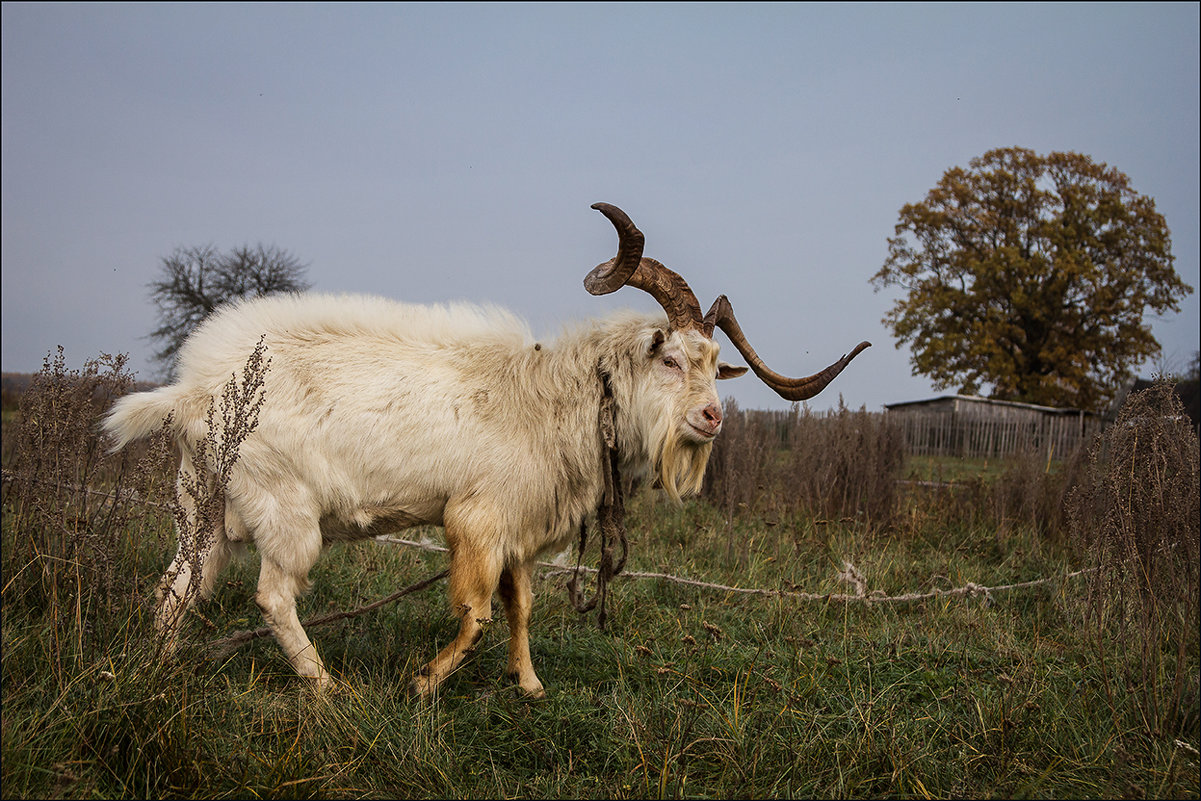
{"left": 662, "top": 357, "right": 680, "bottom": 370}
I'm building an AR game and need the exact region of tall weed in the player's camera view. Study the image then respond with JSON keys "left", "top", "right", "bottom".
{"left": 1, "top": 348, "right": 173, "bottom": 678}
{"left": 704, "top": 399, "right": 905, "bottom": 529}
{"left": 782, "top": 400, "right": 905, "bottom": 526}
{"left": 1069, "top": 381, "right": 1201, "bottom": 739}
{"left": 1, "top": 344, "right": 276, "bottom": 798}
{"left": 899, "top": 445, "right": 1088, "bottom": 542}
{"left": 155, "top": 336, "right": 268, "bottom": 640}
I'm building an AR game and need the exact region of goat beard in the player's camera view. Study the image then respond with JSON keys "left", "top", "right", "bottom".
{"left": 654, "top": 425, "right": 714, "bottom": 504}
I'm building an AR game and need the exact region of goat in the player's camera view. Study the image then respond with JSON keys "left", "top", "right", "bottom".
{"left": 103, "top": 203, "right": 869, "bottom": 697}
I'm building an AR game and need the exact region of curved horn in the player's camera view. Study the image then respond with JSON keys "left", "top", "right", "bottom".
{"left": 703, "top": 295, "right": 871, "bottom": 401}
{"left": 586, "top": 203, "right": 703, "bottom": 331}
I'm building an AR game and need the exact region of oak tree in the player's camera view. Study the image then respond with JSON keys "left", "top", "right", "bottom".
{"left": 149, "top": 244, "right": 310, "bottom": 378}
{"left": 871, "top": 147, "right": 1192, "bottom": 411}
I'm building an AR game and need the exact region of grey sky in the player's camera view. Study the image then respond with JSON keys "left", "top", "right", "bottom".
{"left": 3, "top": 2, "right": 1198, "bottom": 412}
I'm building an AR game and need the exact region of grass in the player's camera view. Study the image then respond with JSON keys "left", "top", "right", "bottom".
{"left": 4, "top": 493, "right": 1197, "bottom": 798}
{"left": 903, "top": 455, "right": 1012, "bottom": 484}
{"left": 1, "top": 356, "right": 1197, "bottom": 799}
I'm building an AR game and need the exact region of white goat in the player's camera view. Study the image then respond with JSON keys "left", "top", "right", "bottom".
{"left": 104, "top": 203, "right": 868, "bottom": 697}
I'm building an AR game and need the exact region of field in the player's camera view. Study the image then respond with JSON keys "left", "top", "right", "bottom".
{"left": 1, "top": 353, "right": 1198, "bottom": 799}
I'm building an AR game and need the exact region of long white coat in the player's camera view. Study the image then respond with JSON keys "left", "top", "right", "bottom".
{"left": 105, "top": 292, "right": 732, "bottom": 695}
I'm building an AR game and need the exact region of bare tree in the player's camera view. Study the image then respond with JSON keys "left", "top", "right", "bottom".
{"left": 148, "top": 244, "right": 310, "bottom": 378}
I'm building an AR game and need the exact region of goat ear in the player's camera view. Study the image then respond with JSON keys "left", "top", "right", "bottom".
{"left": 646, "top": 328, "right": 666, "bottom": 356}
{"left": 717, "top": 361, "right": 748, "bottom": 380}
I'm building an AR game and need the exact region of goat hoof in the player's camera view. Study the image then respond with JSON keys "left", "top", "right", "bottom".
{"left": 409, "top": 674, "right": 439, "bottom": 699}
{"left": 506, "top": 675, "right": 547, "bottom": 700}
{"left": 304, "top": 672, "right": 337, "bottom": 694}
{"left": 505, "top": 669, "right": 546, "bottom": 700}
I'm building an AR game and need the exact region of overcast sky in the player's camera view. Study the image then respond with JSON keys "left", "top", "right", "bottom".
{"left": 3, "top": 2, "right": 1198, "bottom": 412}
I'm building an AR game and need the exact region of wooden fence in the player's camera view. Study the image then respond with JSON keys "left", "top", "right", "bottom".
{"left": 889, "top": 411, "right": 1102, "bottom": 460}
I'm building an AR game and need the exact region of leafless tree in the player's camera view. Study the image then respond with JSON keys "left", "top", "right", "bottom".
{"left": 148, "top": 244, "right": 310, "bottom": 378}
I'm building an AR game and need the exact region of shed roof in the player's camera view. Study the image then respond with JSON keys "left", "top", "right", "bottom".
{"left": 883, "top": 394, "right": 1092, "bottom": 416}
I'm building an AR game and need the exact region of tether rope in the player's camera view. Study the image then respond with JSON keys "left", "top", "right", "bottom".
{"left": 2, "top": 469, "right": 1096, "bottom": 651}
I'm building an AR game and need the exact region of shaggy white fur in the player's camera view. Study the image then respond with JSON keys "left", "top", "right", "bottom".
{"left": 104, "top": 292, "right": 736, "bottom": 696}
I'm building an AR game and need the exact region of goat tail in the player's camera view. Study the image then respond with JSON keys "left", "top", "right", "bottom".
{"left": 102, "top": 385, "right": 186, "bottom": 450}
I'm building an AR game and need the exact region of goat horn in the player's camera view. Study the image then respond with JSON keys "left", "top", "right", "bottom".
{"left": 703, "top": 295, "right": 871, "bottom": 401}
{"left": 586, "top": 203, "right": 703, "bottom": 332}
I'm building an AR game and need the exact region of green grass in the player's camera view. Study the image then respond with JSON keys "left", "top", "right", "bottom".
{"left": 902, "top": 454, "right": 1025, "bottom": 484}
{"left": 3, "top": 488, "right": 1197, "bottom": 799}
{"left": 902, "top": 450, "right": 1093, "bottom": 486}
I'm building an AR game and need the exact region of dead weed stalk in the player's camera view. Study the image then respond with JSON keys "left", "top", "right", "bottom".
{"left": 1069, "top": 380, "right": 1200, "bottom": 739}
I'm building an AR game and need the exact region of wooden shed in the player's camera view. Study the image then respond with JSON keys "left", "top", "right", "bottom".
{"left": 884, "top": 394, "right": 1101, "bottom": 459}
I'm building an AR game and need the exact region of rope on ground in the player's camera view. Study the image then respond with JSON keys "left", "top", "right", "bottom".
{"left": 208, "top": 534, "right": 1078, "bottom": 656}
{"left": 5, "top": 471, "right": 1092, "bottom": 606}
{"left": 7, "top": 472, "right": 1093, "bottom": 643}
{"left": 374, "top": 535, "right": 1095, "bottom": 605}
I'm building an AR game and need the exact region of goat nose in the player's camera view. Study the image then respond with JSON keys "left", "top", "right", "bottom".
{"left": 702, "top": 403, "right": 722, "bottom": 426}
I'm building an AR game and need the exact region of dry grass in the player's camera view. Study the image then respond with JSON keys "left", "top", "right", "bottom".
{"left": 704, "top": 399, "right": 904, "bottom": 528}
{"left": 1070, "top": 380, "right": 1201, "bottom": 738}
{"left": 1, "top": 349, "right": 175, "bottom": 679}
{"left": 704, "top": 398, "right": 1086, "bottom": 542}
